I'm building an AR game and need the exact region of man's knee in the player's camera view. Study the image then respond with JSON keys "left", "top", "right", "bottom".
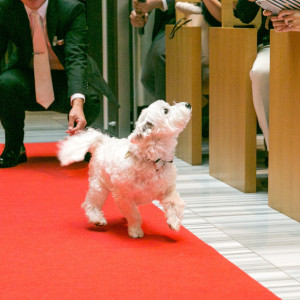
{"left": 0, "top": 70, "right": 26, "bottom": 98}
{"left": 141, "top": 72, "right": 153, "bottom": 92}
{"left": 250, "top": 65, "right": 269, "bottom": 84}
{"left": 140, "top": 34, "right": 166, "bottom": 98}
{"left": 152, "top": 41, "right": 166, "bottom": 65}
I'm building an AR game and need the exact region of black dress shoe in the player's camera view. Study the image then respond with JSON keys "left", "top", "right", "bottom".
{"left": 0, "top": 144, "right": 27, "bottom": 168}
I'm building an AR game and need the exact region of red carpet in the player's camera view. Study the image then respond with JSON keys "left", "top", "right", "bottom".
{"left": 0, "top": 143, "right": 279, "bottom": 299}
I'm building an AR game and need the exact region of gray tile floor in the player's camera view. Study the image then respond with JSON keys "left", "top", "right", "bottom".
{"left": 1, "top": 111, "right": 300, "bottom": 300}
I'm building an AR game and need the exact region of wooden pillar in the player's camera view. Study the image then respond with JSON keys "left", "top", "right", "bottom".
{"left": 166, "top": 25, "right": 202, "bottom": 165}
{"left": 209, "top": 27, "right": 257, "bottom": 192}
{"left": 268, "top": 31, "right": 300, "bottom": 221}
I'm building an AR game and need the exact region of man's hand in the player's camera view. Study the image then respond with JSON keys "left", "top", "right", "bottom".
{"left": 132, "top": 0, "right": 164, "bottom": 14}
{"left": 66, "top": 98, "right": 87, "bottom": 135}
{"left": 130, "top": 10, "right": 148, "bottom": 27}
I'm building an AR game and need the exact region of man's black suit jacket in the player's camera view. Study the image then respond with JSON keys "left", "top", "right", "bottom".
{"left": 0, "top": 0, "right": 117, "bottom": 107}
{"left": 152, "top": 0, "right": 175, "bottom": 40}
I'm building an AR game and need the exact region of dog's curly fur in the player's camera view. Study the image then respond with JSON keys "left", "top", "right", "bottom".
{"left": 58, "top": 100, "right": 191, "bottom": 238}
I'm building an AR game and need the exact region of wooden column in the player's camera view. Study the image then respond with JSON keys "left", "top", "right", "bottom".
{"left": 209, "top": 27, "right": 257, "bottom": 192}
{"left": 268, "top": 31, "right": 300, "bottom": 221}
{"left": 166, "top": 25, "right": 202, "bottom": 165}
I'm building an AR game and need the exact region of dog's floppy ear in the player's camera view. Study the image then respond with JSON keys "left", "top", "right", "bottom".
{"left": 129, "top": 121, "right": 154, "bottom": 143}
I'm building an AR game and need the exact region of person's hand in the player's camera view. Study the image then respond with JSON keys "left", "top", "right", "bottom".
{"left": 132, "top": 0, "right": 163, "bottom": 14}
{"left": 263, "top": 10, "right": 273, "bottom": 17}
{"left": 263, "top": 10, "right": 287, "bottom": 32}
{"left": 66, "top": 98, "right": 87, "bottom": 135}
{"left": 264, "top": 9, "right": 300, "bottom": 32}
{"left": 278, "top": 10, "right": 300, "bottom": 32}
{"left": 130, "top": 10, "right": 148, "bottom": 27}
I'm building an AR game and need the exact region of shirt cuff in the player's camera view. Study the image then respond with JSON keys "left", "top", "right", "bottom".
{"left": 161, "top": 0, "right": 168, "bottom": 11}
{"left": 70, "top": 93, "right": 85, "bottom": 105}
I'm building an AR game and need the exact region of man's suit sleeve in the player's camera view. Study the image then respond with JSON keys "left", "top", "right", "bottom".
{"left": 63, "top": 2, "right": 88, "bottom": 98}
{"left": 0, "top": 6, "right": 9, "bottom": 64}
{"left": 166, "top": 0, "right": 175, "bottom": 15}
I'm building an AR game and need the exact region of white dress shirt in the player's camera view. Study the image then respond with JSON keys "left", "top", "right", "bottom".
{"left": 161, "top": 0, "right": 168, "bottom": 11}
{"left": 23, "top": 0, "right": 85, "bottom": 104}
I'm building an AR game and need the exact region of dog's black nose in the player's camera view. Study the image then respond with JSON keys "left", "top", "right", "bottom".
{"left": 185, "top": 102, "right": 191, "bottom": 109}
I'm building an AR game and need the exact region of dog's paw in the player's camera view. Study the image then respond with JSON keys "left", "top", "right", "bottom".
{"left": 168, "top": 223, "right": 181, "bottom": 231}
{"left": 86, "top": 210, "right": 107, "bottom": 226}
{"left": 128, "top": 227, "right": 144, "bottom": 239}
{"left": 94, "top": 220, "right": 107, "bottom": 226}
{"left": 167, "top": 217, "right": 181, "bottom": 232}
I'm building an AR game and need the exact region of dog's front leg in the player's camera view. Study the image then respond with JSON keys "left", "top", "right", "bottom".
{"left": 161, "top": 189, "right": 185, "bottom": 231}
{"left": 81, "top": 178, "right": 109, "bottom": 226}
{"left": 114, "top": 197, "right": 144, "bottom": 238}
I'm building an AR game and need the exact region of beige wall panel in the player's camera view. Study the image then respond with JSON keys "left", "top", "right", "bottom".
{"left": 166, "top": 25, "right": 202, "bottom": 165}
{"left": 268, "top": 31, "right": 300, "bottom": 222}
{"left": 209, "top": 27, "right": 257, "bottom": 192}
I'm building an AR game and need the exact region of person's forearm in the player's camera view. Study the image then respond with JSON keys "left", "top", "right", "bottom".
{"left": 202, "top": 0, "right": 221, "bottom": 22}
{"left": 133, "top": 0, "right": 163, "bottom": 13}
{"left": 71, "top": 97, "right": 84, "bottom": 108}
{"left": 157, "top": 0, "right": 164, "bottom": 10}
{"left": 149, "top": 0, "right": 164, "bottom": 10}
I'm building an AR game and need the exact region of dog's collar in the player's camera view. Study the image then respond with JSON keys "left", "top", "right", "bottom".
{"left": 125, "top": 151, "right": 173, "bottom": 171}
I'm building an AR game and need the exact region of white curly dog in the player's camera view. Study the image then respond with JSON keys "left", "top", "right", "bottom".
{"left": 58, "top": 100, "right": 192, "bottom": 238}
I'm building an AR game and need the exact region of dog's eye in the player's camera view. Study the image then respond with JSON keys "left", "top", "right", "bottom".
{"left": 164, "top": 108, "right": 169, "bottom": 114}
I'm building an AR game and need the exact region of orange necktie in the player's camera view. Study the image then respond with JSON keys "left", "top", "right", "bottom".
{"left": 30, "top": 11, "right": 54, "bottom": 109}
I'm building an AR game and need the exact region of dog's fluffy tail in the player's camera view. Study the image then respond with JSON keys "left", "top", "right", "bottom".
{"left": 58, "top": 128, "right": 103, "bottom": 166}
